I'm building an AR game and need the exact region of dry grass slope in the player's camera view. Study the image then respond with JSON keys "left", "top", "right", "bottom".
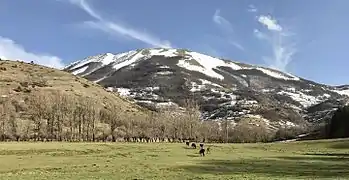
{"left": 0, "top": 60, "right": 146, "bottom": 114}
{"left": 0, "top": 60, "right": 151, "bottom": 142}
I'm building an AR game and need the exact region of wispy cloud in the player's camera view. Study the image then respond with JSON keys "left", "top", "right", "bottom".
{"left": 247, "top": 4, "right": 257, "bottom": 12}
{"left": 213, "top": 9, "right": 234, "bottom": 33}
{"left": 212, "top": 9, "right": 244, "bottom": 51}
{"left": 229, "top": 41, "right": 245, "bottom": 51}
{"left": 0, "top": 36, "right": 64, "bottom": 69}
{"left": 254, "top": 14, "right": 297, "bottom": 72}
{"left": 66, "top": 0, "right": 172, "bottom": 48}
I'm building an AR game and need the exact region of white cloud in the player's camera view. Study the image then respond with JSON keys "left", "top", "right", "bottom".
{"left": 258, "top": 15, "right": 283, "bottom": 32}
{"left": 67, "top": 0, "right": 172, "bottom": 48}
{"left": 248, "top": 5, "right": 257, "bottom": 12}
{"left": 0, "top": 36, "right": 64, "bottom": 69}
{"left": 254, "top": 15, "right": 297, "bottom": 72}
{"left": 253, "top": 29, "right": 268, "bottom": 40}
{"left": 212, "top": 9, "right": 244, "bottom": 51}
{"left": 229, "top": 41, "right": 245, "bottom": 51}
{"left": 213, "top": 9, "right": 234, "bottom": 33}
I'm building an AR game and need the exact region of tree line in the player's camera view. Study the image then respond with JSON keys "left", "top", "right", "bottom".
{"left": 0, "top": 90, "right": 304, "bottom": 143}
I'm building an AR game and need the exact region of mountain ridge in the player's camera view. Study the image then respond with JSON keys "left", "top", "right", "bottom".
{"left": 64, "top": 48, "right": 349, "bottom": 133}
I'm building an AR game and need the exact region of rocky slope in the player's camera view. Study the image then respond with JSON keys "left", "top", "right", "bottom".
{"left": 64, "top": 48, "right": 349, "bottom": 132}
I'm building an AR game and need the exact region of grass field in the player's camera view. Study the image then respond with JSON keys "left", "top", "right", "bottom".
{"left": 0, "top": 139, "right": 348, "bottom": 180}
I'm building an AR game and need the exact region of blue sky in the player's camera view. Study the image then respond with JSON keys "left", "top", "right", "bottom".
{"left": 0, "top": 0, "right": 348, "bottom": 85}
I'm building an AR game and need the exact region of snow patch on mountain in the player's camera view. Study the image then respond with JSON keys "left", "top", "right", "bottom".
{"left": 333, "top": 89, "right": 349, "bottom": 97}
{"left": 253, "top": 67, "right": 300, "bottom": 81}
{"left": 71, "top": 53, "right": 116, "bottom": 70}
{"left": 116, "top": 88, "right": 131, "bottom": 96}
{"left": 156, "top": 71, "right": 173, "bottom": 75}
{"left": 199, "top": 79, "right": 223, "bottom": 88}
{"left": 149, "top": 48, "right": 178, "bottom": 57}
{"left": 177, "top": 52, "right": 243, "bottom": 80}
{"left": 112, "top": 51, "right": 142, "bottom": 70}
{"left": 277, "top": 90, "right": 329, "bottom": 108}
{"left": 72, "top": 66, "right": 88, "bottom": 75}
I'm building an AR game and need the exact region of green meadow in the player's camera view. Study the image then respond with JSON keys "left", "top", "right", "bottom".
{"left": 0, "top": 139, "right": 348, "bottom": 180}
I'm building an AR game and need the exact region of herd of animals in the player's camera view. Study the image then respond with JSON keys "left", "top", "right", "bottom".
{"left": 185, "top": 142, "right": 210, "bottom": 156}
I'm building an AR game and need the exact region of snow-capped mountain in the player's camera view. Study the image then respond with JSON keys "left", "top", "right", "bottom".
{"left": 64, "top": 48, "right": 349, "bottom": 130}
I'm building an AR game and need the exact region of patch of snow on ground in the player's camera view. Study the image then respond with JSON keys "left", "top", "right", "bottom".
{"left": 323, "top": 93, "right": 331, "bottom": 98}
{"left": 100, "top": 53, "right": 116, "bottom": 66}
{"left": 188, "top": 52, "right": 242, "bottom": 75}
{"left": 177, "top": 59, "right": 225, "bottom": 80}
{"left": 155, "top": 102, "right": 178, "bottom": 108}
{"left": 286, "top": 121, "right": 296, "bottom": 127}
{"left": 302, "top": 89, "right": 312, "bottom": 92}
{"left": 68, "top": 50, "right": 139, "bottom": 70}
{"left": 254, "top": 67, "right": 300, "bottom": 81}
{"left": 72, "top": 66, "right": 88, "bottom": 75}
{"left": 69, "top": 54, "right": 104, "bottom": 70}
{"left": 94, "top": 76, "right": 108, "bottom": 83}
{"left": 199, "top": 79, "right": 223, "bottom": 88}
{"left": 177, "top": 52, "right": 242, "bottom": 80}
{"left": 149, "top": 48, "right": 177, "bottom": 57}
{"left": 105, "top": 87, "right": 114, "bottom": 92}
{"left": 156, "top": 71, "right": 173, "bottom": 75}
{"left": 333, "top": 89, "right": 349, "bottom": 97}
{"left": 286, "top": 87, "right": 296, "bottom": 92}
{"left": 277, "top": 90, "right": 320, "bottom": 108}
{"left": 145, "top": 87, "right": 160, "bottom": 91}
{"left": 278, "top": 121, "right": 296, "bottom": 127}
{"left": 113, "top": 51, "right": 145, "bottom": 70}
{"left": 136, "top": 100, "right": 154, "bottom": 104}
{"left": 228, "top": 94, "right": 237, "bottom": 105}
{"left": 190, "top": 82, "right": 206, "bottom": 92}
{"left": 114, "top": 51, "right": 135, "bottom": 59}
{"left": 261, "top": 89, "right": 273, "bottom": 93}
{"left": 159, "top": 65, "right": 170, "bottom": 69}
{"left": 116, "top": 88, "right": 131, "bottom": 96}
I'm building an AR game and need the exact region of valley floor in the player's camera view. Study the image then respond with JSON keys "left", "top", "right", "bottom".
{"left": 0, "top": 139, "right": 348, "bottom": 180}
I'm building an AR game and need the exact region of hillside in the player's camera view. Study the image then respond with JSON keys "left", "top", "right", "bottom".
{"left": 0, "top": 60, "right": 149, "bottom": 141}
{"left": 64, "top": 48, "right": 349, "bottom": 137}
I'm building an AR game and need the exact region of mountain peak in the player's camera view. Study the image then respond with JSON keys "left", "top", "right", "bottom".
{"left": 64, "top": 48, "right": 301, "bottom": 82}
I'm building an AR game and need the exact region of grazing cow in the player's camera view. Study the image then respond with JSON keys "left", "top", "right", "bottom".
{"left": 185, "top": 141, "right": 190, "bottom": 146}
{"left": 199, "top": 148, "right": 205, "bottom": 156}
{"left": 199, "top": 143, "right": 205, "bottom": 156}
{"left": 191, "top": 142, "right": 197, "bottom": 149}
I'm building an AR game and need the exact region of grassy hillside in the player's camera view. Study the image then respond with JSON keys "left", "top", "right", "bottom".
{"left": 0, "top": 139, "right": 348, "bottom": 179}
{"left": 0, "top": 60, "right": 146, "bottom": 109}
{"left": 0, "top": 60, "right": 149, "bottom": 141}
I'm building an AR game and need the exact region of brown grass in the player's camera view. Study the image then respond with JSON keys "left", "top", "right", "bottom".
{"left": 0, "top": 60, "right": 147, "bottom": 115}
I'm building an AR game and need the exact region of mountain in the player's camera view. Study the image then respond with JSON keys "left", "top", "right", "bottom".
{"left": 64, "top": 48, "right": 349, "bottom": 133}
